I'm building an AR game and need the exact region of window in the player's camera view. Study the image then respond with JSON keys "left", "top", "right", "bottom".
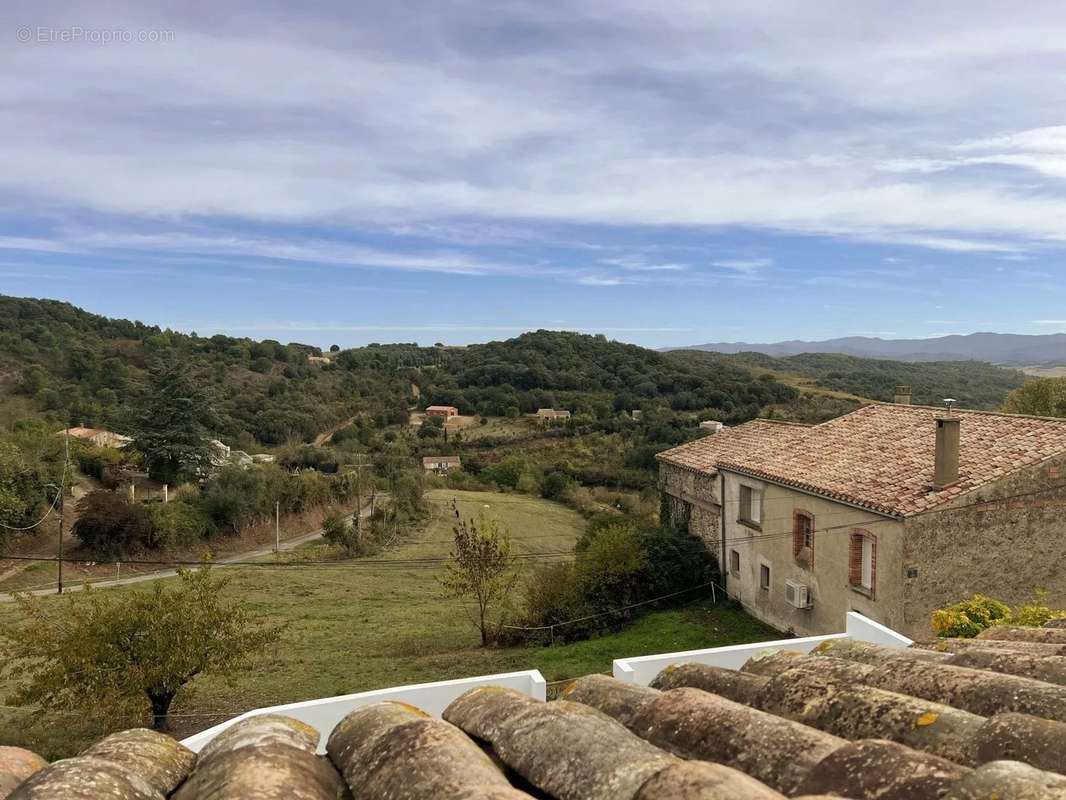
{"left": 729, "top": 549, "right": 740, "bottom": 575}
{"left": 849, "top": 530, "right": 877, "bottom": 595}
{"left": 739, "top": 485, "right": 762, "bottom": 526}
{"left": 793, "top": 511, "right": 814, "bottom": 565}
{"left": 759, "top": 563, "right": 770, "bottom": 591}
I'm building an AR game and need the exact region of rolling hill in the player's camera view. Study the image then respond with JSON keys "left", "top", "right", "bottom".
{"left": 669, "top": 332, "right": 1066, "bottom": 365}
{"left": 666, "top": 350, "right": 1027, "bottom": 411}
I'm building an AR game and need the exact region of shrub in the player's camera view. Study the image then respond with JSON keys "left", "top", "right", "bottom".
{"left": 72, "top": 491, "right": 152, "bottom": 557}
{"left": 201, "top": 467, "right": 267, "bottom": 534}
{"left": 145, "top": 501, "right": 215, "bottom": 549}
{"left": 480, "top": 458, "right": 524, "bottom": 489}
{"left": 1011, "top": 590, "right": 1066, "bottom": 628}
{"left": 75, "top": 445, "right": 125, "bottom": 481}
{"left": 575, "top": 520, "right": 647, "bottom": 612}
{"left": 931, "top": 594, "right": 1012, "bottom": 638}
{"left": 540, "top": 470, "right": 572, "bottom": 501}
{"left": 511, "top": 562, "right": 595, "bottom": 643}
{"left": 321, "top": 512, "right": 370, "bottom": 556}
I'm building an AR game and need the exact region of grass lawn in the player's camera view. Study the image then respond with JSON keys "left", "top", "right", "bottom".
{"left": 0, "top": 489, "right": 778, "bottom": 758}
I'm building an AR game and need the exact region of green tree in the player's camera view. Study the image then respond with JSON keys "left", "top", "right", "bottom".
{"left": 1002, "top": 377, "right": 1066, "bottom": 418}
{"left": 441, "top": 514, "right": 517, "bottom": 646}
{"left": 575, "top": 520, "right": 648, "bottom": 610}
{"left": 3, "top": 567, "right": 280, "bottom": 730}
{"left": 130, "top": 360, "right": 216, "bottom": 482}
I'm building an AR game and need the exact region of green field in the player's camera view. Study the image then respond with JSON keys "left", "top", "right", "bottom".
{"left": 0, "top": 489, "right": 778, "bottom": 757}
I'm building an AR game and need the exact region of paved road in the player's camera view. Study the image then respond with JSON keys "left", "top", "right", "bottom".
{"left": 0, "top": 499, "right": 379, "bottom": 601}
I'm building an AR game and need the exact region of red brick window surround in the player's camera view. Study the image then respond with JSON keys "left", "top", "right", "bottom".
{"left": 849, "top": 529, "right": 877, "bottom": 596}
{"left": 793, "top": 510, "right": 814, "bottom": 566}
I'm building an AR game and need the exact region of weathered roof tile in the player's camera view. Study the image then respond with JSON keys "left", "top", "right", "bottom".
{"left": 658, "top": 404, "right": 1066, "bottom": 515}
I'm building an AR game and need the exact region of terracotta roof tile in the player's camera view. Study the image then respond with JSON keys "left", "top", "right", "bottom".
{"left": 10, "top": 631, "right": 1066, "bottom": 799}
{"left": 655, "top": 419, "right": 810, "bottom": 474}
{"left": 659, "top": 404, "right": 1066, "bottom": 516}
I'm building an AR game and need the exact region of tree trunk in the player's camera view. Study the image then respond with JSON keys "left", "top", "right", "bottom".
{"left": 148, "top": 689, "right": 176, "bottom": 731}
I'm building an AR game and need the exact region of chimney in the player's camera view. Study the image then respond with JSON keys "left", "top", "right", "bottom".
{"left": 933, "top": 404, "right": 960, "bottom": 488}
{"left": 894, "top": 385, "right": 912, "bottom": 405}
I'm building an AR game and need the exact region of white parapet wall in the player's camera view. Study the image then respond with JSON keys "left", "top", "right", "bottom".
{"left": 845, "top": 610, "right": 914, "bottom": 648}
{"left": 180, "top": 669, "right": 546, "bottom": 754}
{"left": 612, "top": 612, "right": 910, "bottom": 686}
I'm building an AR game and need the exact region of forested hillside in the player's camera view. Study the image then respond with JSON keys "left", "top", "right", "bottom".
{"left": 667, "top": 349, "right": 1026, "bottom": 410}
{"left": 0, "top": 296, "right": 411, "bottom": 449}
{"left": 0, "top": 297, "right": 800, "bottom": 447}
{"left": 417, "top": 330, "right": 797, "bottom": 423}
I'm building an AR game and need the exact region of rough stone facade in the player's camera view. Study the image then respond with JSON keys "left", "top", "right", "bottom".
{"left": 902, "top": 454, "right": 1066, "bottom": 638}
{"left": 659, "top": 462, "right": 722, "bottom": 556}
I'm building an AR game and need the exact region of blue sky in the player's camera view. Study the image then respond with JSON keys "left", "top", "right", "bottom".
{"left": 2, "top": 1, "right": 1066, "bottom": 349}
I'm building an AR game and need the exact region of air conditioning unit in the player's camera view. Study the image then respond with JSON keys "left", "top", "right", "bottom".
{"left": 785, "top": 580, "right": 812, "bottom": 609}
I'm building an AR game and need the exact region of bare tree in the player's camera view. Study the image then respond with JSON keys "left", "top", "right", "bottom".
{"left": 440, "top": 513, "right": 517, "bottom": 646}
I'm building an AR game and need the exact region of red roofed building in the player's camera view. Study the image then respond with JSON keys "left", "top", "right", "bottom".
{"left": 425, "top": 405, "right": 459, "bottom": 418}
{"left": 658, "top": 403, "right": 1066, "bottom": 638}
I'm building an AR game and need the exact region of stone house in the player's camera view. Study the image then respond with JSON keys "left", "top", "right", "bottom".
{"left": 423, "top": 455, "right": 462, "bottom": 474}
{"left": 425, "top": 405, "right": 460, "bottom": 418}
{"left": 658, "top": 403, "right": 1066, "bottom": 639}
{"left": 536, "top": 408, "right": 571, "bottom": 423}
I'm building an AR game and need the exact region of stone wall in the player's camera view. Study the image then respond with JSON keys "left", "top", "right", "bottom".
{"left": 902, "top": 455, "right": 1066, "bottom": 639}
{"left": 659, "top": 462, "right": 722, "bottom": 555}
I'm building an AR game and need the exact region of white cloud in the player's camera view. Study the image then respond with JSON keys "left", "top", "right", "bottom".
{"left": 6, "top": 2, "right": 1066, "bottom": 258}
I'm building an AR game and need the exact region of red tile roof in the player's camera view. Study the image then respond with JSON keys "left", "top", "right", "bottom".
{"left": 655, "top": 419, "right": 810, "bottom": 474}
{"left": 659, "top": 405, "right": 1066, "bottom": 516}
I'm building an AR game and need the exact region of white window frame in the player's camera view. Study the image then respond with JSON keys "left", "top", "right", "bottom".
{"left": 739, "top": 484, "right": 762, "bottom": 526}
{"left": 861, "top": 535, "right": 874, "bottom": 591}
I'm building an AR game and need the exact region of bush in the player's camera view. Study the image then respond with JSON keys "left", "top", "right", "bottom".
{"left": 201, "top": 467, "right": 267, "bottom": 534}
{"left": 931, "top": 594, "right": 1012, "bottom": 638}
{"left": 321, "top": 512, "right": 373, "bottom": 556}
{"left": 1011, "top": 590, "right": 1066, "bottom": 628}
{"left": 145, "top": 500, "right": 215, "bottom": 549}
{"left": 540, "top": 470, "right": 572, "bottom": 501}
{"left": 509, "top": 562, "right": 595, "bottom": 643}
{"left": 72, "top": 491, "right": 152, "bottom": 557}
{"left": 75, "top": 445, "right": 125, "bottom": 481}
{"left": 480, "top": 458, "right": 525, "bottom": 489}
{"left": 575, "top": 520, "right": 647, "bottom": 612}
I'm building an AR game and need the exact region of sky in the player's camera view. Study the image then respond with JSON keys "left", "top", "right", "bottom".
{"left": 2, "top": 1, "right": 1066, "bottom": 349}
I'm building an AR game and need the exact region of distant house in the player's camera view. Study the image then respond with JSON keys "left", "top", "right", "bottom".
{"left": 307, "top": 355, "right": 331, "bottom": 365}
{"left": 423, "top": 455, "right": 461, "bottom": 474}
{"left": 425, "top": 405, "right": 460, "bottom": 418}
{"left": 699, "top": 420, "right": 724, "bottom": 433}
{"left": 536, "top": 408, "right": 571, "bottom": 423}
{"left": 658, "top": 402, "right": 1066, "bottom": 639}
{"left": 58, "top": 427, "right": 132, "bottom": 449}
{"left": 631, "top": 410, "right": 643, "bottom": 421}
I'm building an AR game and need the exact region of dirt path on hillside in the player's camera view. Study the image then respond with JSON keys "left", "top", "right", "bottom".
{"left": 313, "top": 417, "right": 357, "bottom": 447}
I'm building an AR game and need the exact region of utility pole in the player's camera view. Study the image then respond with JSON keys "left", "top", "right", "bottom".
{"left": 56, "top": 485, "right": 64, "bottom": 595}
{"left": 343, "top": 458, "right": 374, "bottom": 544}
{"left": 275, "top": 500, "right": 280, "bottom": 560}
{"left": 57, "top": 429, "right": 69, "bottom": 595}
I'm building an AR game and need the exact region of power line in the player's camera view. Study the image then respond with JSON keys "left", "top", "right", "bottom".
{"left": 0, "top": 434, "right": 70, "bottom": 532}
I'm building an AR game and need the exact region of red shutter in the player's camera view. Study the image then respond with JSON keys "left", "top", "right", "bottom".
{"left": 848, "top": 532, "right": 862, "bottom": 586}
{"left": 869, "top": 535, "right": 877, "bottom": 596}
{"left": 792, "top": 513, "right": 803, "bottom": 556}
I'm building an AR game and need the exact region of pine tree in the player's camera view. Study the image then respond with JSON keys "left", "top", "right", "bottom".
{"left": 130, "top": 360, "right": 216, "bottom": 483}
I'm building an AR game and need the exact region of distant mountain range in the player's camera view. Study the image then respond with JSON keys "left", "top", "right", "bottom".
{"left": 667, "top": 332, "right": 1066, "bottom": 365}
